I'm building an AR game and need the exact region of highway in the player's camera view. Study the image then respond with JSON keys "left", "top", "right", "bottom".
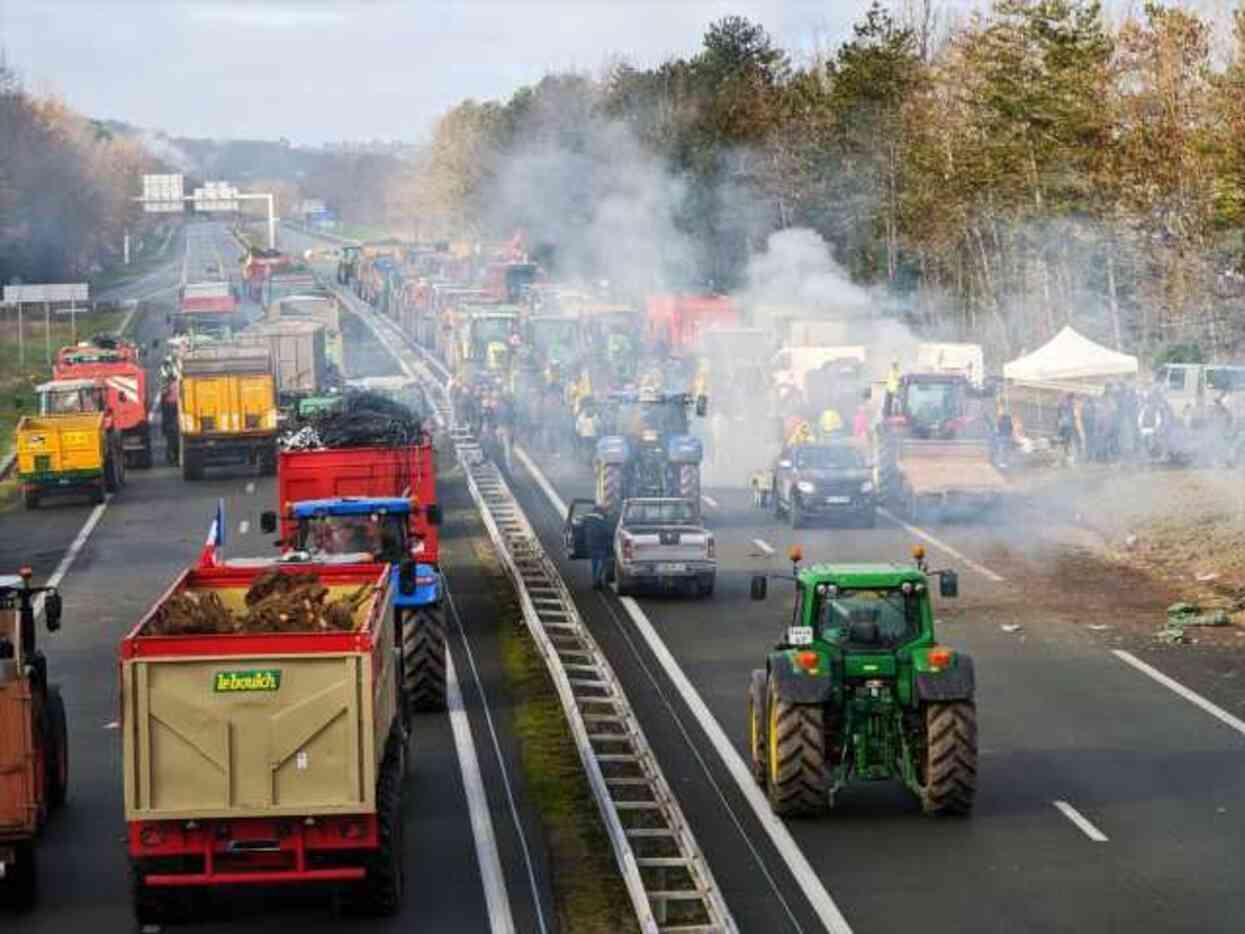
{"left": 498, "top": 440, "right": 1245, "bottom": 933}
{"left": 4, "top": 222, "right": 552, "bottom": 933}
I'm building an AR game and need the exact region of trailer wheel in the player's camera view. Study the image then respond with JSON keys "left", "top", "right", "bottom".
{"left": 0, "top": 841, "right": 36, "bottom": 910}
{"left": 403, "top": 604, "right": 447, "bottom": 713}
{"left": 920, "top": 702, "right": 977, "bottom": 816}
{"left": 181, "top": 443, "right": 202, "bottom": 481}
{"left": 91, "top": 482, "right": 105, "bottom": 505}
{"left": 766, "top": 679, "right": 830, "bottom": 817}
{"left": 747, "top": 670, "right": 768, "bottom": 785}
{"left": 131, "top": 861, "right": 193, "bottom": 926}
{"left": 350, "top": 730, "right": 405, "bottom": 917}
{"left": 45, "top": 686, "right": 68, "bottom": 810}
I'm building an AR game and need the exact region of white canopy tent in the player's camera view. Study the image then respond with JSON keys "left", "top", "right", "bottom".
{"left": 1003, "top": 326, "right": 1138, "bottom": 384}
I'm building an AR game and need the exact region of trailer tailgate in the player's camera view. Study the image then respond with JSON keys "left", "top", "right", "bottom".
{"left": 899, "top": 440, "right": 1006, "bottom": 497}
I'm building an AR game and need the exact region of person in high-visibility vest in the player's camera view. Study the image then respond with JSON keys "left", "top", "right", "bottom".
{"left": 818, "top": 408, "right": 843, "bottom": 438}
{"left": 886, "top": 360, "right": 901, "bottom": 395}
{"left": 785, "top": 420, "right": 814, "bottom": 447}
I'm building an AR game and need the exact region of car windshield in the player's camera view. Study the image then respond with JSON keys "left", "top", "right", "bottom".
{"left": 298, "top": 514, "right": 406, "bottom": 561}
{"left": 613, "top": 400, "right": 688, "bottom": 436}
{"left": 904, "top": 381, "right": 961, "bottom": 423}
{"left": 40, "top": 389, "right": 94, "bottom": 414}
{"left": 795, "top": 446, "right": 861, "bottom": 469}
{"left": 623, "top": 501, "right": 696, "bottom": 525}
{"left": 820, "top": 589, "right": 919, "bottom": 648}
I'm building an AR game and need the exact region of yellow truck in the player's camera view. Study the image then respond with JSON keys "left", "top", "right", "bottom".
{"left": 16, "top": 409, "right": 124, "bottom": 509}
{"left": 120, "top": 559, "right": 404, "bottom": 923}
{"left": 178, "top": 345, "right": 279, "bottom": 481}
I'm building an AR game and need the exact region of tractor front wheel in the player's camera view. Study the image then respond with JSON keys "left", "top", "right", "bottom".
{"left": 45, "top": 686, "right": 68, "bottom": 810}
{"left": 0, "top": 841, "right": 36, "bottom": 910}
{"left": 765, "top": 680, "right": 829, "bottom": 817}
{"left": 403, "top": 604, "right": 448, "bottom": 713}
{"left": 747, "top": 670, "right": 768, "bottom": 785}
{"left": 920, "top": 701, "right": 977, "bottom": 815}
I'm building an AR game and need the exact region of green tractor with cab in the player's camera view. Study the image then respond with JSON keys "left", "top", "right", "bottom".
{"left": 746, "top": 545, "right": 977, "bottom": 817}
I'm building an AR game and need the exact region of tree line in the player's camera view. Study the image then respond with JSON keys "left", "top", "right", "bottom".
{"left": 389, "top": 1, "right": 1245, "bottom": 362}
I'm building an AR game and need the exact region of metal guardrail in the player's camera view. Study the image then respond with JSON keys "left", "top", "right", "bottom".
{"left": 313, "top": 248, "right": 736, "bottom": 934}
{"left": 0, "top": 451, "right": 15, "bottom": 481}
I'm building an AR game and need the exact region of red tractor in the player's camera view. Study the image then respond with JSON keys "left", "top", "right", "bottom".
{"left": 0, "top": 569, "right": 66, "bottom": 910}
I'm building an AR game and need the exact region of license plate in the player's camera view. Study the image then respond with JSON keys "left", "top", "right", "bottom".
{"left": 656, "top": 562, "right": 686, "bottom": 574}
{"left": 825, "top": 496, "right": 851, "bottom": 505}
{"left": 787, "top": 626, "right": 814, "bottom": 645}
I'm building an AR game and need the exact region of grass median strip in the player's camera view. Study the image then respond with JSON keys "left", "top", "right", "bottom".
{"left": 473, "top": 539, "right": 639, "bottom": 934}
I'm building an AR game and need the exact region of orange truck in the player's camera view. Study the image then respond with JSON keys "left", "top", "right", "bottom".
{"left": 645, "top": 294, "right": 739, "bottom": 352}
{"left": 54, "top": 337, "right": 152, "bottom": 469}
{"left": 0, "top": 570, "right": 66, "bottom": 909}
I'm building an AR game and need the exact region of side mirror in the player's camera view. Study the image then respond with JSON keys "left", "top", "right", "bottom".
{"left": 750, "top": 575, "right": 768, "bottom": 601}
{"left": 44, "top": 591, "right": 62, "bottom": 632}
{"left": 260, "top": 511, "right": 278, "bottom": 534}
{"left": 696, "top": 394, "right": 708, "bottom": 417}
{"left": 939, "top": 571, "right": 959, "bottom": 599}
{"left": 426, "top": 503, "right": 442, "bottom": 526}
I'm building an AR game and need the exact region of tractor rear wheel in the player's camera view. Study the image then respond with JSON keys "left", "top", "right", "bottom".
{"left": 348, "top": 728, "right": 405, "bottom": 916}
{"left": 765, "top": 680, "right": 829, "bottom": 817}
{"left": 597, "top": 462, "right": 622, "bottom": 516}
{"left": 403, "top": 604, "right": 447, "bottom": 713}
{"left": 45, "top": 686, "right": 68, "bottom": 810}
{"left": 920, "top": 701, "right": 977, "bottom": 815}
{"left": 0, "top": 841, "right": 36, "bottom": 910}
{"left": 747, "top": 670, "right": 768, "bottom": 785}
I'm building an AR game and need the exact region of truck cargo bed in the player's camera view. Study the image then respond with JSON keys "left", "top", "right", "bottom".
{"left": 121, "top": 563, "right": 395, "bottom": 823}
{"left": 898, "top": 440, "right": 1006, "bottom": 497}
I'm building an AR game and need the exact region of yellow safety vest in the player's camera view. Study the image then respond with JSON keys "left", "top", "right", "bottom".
{"left": 819, "top": 409, "right": 843, "bottom": 434}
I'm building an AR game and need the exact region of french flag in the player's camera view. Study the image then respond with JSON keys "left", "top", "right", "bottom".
{"left": 198, "top": 499, "right": 225, "bottom": 567}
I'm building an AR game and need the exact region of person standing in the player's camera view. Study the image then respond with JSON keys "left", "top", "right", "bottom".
{"left": 584, "top": 508, "right": 614, "bottom": 589}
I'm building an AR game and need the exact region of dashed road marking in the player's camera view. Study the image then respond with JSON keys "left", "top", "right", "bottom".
{"left": 103, "top": 721, "right": 119, "bottom": 731}
{"left": 238, "top": 520, "right": 250, "bottom": 535}
{"left": 1113, "top": 649, "right": 1245, "bottom": 738}
{"left": 1053, "top": 801, "right": 1109, "bottom": 842}
{"left": 33, "top": 498, "right": 110, "bottom": 618}
{"left": 701, "top": 493, "right": 719, "bottom": 509}
{"left": 877, "top": 507, "right": 1006, "bottom": 583}
{"left": 752, "top": 538, "right": 775, "bottom": 556}
{"left": 245, "top": 481, "right": 255, "bottom": 494}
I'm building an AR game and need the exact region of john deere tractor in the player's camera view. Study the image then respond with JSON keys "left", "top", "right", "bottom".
{"left": 746, "top": 547, "right": 976, "bottom": 817}
{"left": 594, "top": 389, "right": 707, "bottom": 516}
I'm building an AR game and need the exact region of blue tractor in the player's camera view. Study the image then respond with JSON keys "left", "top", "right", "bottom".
{"left": 261, "top": 496, "right": 446, "bottom": 712}
{"left": 594, "top": 390, "right": 708, "bottom": 517}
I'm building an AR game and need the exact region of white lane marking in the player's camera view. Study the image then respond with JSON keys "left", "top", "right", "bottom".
{"left": 1113, "top": 649, "right": 1245, "bottom": 738}
{"left": 103, "top": 721, "right": 119, "bottom": 730}
{"left": 238, "top": 520, "right": 250, "bottom": 535}
{"left": 245, "top": 481, "right": 255, "bottom": 494}
{"left": 1053, "top": 801, "right": 1109, "bottom": 842}
{"left": 445, "top": 649, "right": 517, "bottom": 934}
{"left": 445, "top": 582, "right": 550, "bottom": 934}
{"left": 701, "top": 494, "right": 719, "bottom": 509}
{"left": 33, "top": 499, "right": 110, "bottom": 618}
{"left": 877, "top": 507, "right": 1006, "bottom": 583}
{"left": 617, "top": 598, "right": 853, "bottom": 934}
{"left": 752, "top": 538, "right": 775, "bottom": 556}
{"left": 516, "top": 444, "right": 852, "bottom": 934}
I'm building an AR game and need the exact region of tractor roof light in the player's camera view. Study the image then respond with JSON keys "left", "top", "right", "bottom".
{"left": 788, "top": 545, "right": 804, "bottom": 565}
{"left": 912, "top": 545, "right": 926, "bottom": 562}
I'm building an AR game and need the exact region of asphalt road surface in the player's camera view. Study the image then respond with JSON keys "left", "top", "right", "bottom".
{"left": 502, "top": 438, "right": 1245, "bottom": 933}
{"left": 4, "top": 221, "right": 552, "bottom": 933}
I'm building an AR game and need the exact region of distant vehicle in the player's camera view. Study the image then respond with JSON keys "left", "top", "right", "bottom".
{"left": 763, "top": 442, "right": 877, "bottom": 529}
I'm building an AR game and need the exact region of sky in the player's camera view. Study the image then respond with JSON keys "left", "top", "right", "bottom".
{"left": 0, "top": 0, "right": 891, "bottom": 145}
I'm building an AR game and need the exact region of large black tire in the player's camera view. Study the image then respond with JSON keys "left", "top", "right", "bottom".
{"left": 23, "top": 489, "right": 38, "bottom": 510}
{"left": 597, "top": 461, "right": 622, "bottom": 516}
{"left": 612, "top": 568, "right": 632, "bottom": 598}
{"left": 920, "top": 702, "right": 977, "bottom": 816}
{"left": 104, "top": 457, "right": 119, "bottom": 493}
{"left": 349, "top": 730, "right": 405, "bottom": 917}
{"left": 765, "top": 680, "right": 830, "bottom": 817}
{"left": 90, "top": 482, "right": 105, "bottom": 505}
{"left": 877, "top": 431, "right": 901, "bottom": 503}
{"left": 678, "top": 463, "right": 700, "bottom": 506}
{"left": 747, "top": 670, "right": 768, "bottom": 785}
{"left": 181, "top": 442, "right": 202, "bottom": 481}
{"left": 403, "top": 605, "right": 447, "bottom": 713}
{"left": 137, "top": 428, "right": 154, "bottom": 470}
{"left": 45, "top": 686, "right": 68, "bottom": 810}
{"left": 258, "top": 448, "right": 277, "bottom": 477}
{"left": 0, "top": 841, "right": 36, "bottom": 910}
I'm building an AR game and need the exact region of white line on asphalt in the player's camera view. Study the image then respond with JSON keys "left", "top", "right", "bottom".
{"left": 238, "top": 520, "right": 249, "bottom": 535}
{"left": 1053, "top": 801, "right": 1109, "bottom": 842}
{"left": 445, "top": 582, "right": 550, "bottom": 934}
{"left": 752, "top": 538, "right": 775, "bottom": 556}
{"left": 701, "top": 493, "right": 719, "bottom": 509}
{"left": 516, "top": 443, "right": 853, "bottom": 934}
{"left": 33, "top": 498, "right": 110, "bottom": 617}
{"left": 444, "top": 648, "right": 517, "bottom": 934}
{"left": 1113, "top": 649, "right": 1245, "bottom": 738}
{"left": 616, "top": 598, "right": 853, "bottom": 934}
{"left": 245, "top": 481, "right": 255, "bottom": 494}
{"left": 103, "top": 721, "right": 119, "bottom": 730}
{"left": 877, "top": 507, "right": 1006, "bottom": 583}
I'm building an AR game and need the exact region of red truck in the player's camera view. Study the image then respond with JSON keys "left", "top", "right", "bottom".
{"left": 645, "top": 294, "right": 739, "bottom": 352}
{"left": 120, "top": 558, "right": 404, "bottom": 923}
{"left": 53, "top": 337, "right": 153, "bottom": 469}
{"left": 276, "top": 444, "right": 440, "bottom": 565}
{"left": 175, "top": 282, "right": 241, "bottom": 337}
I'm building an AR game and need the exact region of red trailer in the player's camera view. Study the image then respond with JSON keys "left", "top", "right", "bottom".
{"left": 645, "top": 294, "right": 739, "bottom": 352}
{"left": 277, "top": 444, "right": 439, "bottom": 564}
{"left": 53, "top": 339, "right": 152, "bottom": 468}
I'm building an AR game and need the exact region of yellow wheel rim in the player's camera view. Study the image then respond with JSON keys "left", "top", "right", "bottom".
{"left": 768, "top": 691, "right": 781, "bottom": 786}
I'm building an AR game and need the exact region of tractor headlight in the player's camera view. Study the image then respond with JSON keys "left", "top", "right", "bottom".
{"left": 860, "top": 481, "right": 874, "bottom": 494}
{"left": 797, "top": 481, "right": 815, "bottom": 494}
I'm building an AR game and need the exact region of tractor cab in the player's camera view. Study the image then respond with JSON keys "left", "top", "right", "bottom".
{"left": 884, "top": 373, "right": 978, "bottom": 439}
{"left": 746, "top": 546, "right": 974, "bottom": 818}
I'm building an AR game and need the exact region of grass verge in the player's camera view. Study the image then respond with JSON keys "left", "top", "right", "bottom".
{"left": 472, "top": 539, "right": 639, "bottom": 934}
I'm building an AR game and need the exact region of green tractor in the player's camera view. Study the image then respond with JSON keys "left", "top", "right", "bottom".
{"left": 746, "top": 546, "right": 976, "bottom": 817}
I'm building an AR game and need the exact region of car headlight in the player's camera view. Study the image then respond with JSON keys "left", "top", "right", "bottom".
{"left": 797, "top": 481, "right": 815, "bottom": 494}
{"left": 860, "top": 481, "right": 874, "bottom": 494}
